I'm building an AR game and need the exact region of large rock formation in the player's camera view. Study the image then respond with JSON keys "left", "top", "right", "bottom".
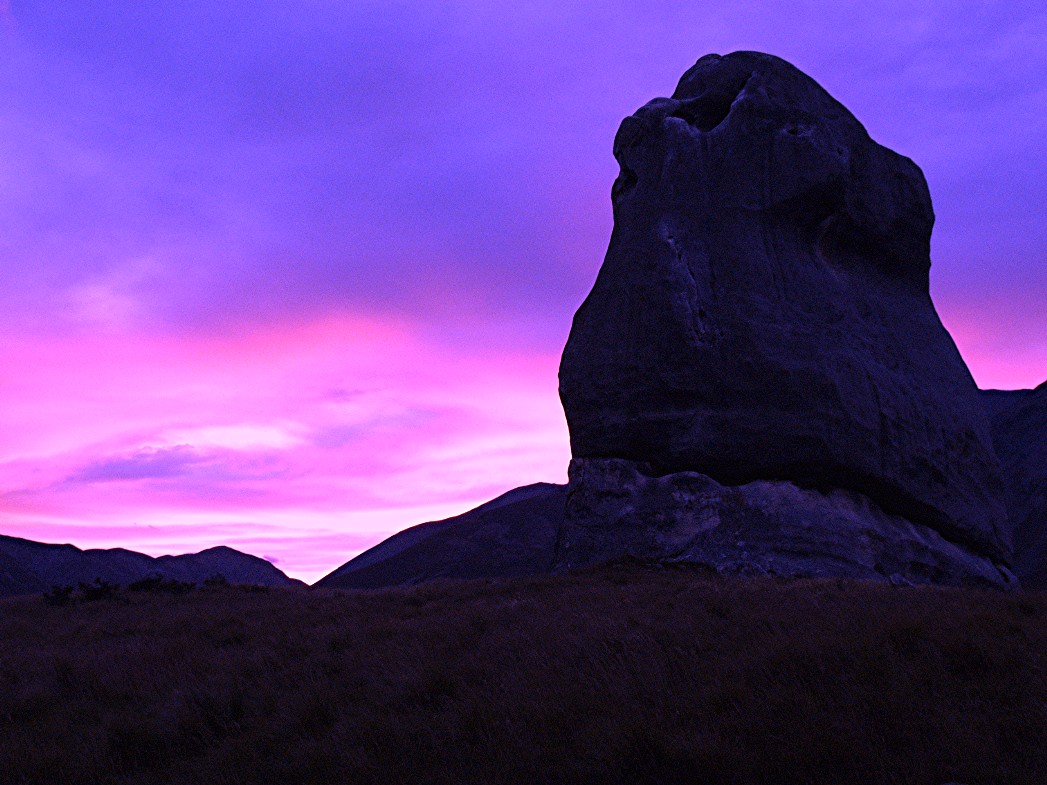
{"left": 982, "top": 382, "right": 1047, "bottom": 589}
{"left": 557, "top": 51, "right": 1011, "bottom": 586}
{"left": 317, "top": 51, "right": 1018, "bottom": 592}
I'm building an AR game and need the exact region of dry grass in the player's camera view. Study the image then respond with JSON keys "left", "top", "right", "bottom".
{"left": 2, "top": 564, "right": 1046, "bottom": 785}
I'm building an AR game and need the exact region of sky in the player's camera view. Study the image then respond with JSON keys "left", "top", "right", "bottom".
{"left": 1, "top": 1, "right": 1045, "bottom": 583}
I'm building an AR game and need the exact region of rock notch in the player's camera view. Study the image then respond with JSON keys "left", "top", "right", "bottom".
{"left": 982, "top": 382, "right": 1047, "bottom": 589}
{"left": 557, "top": 51, "right": 1012, "bottom": 586}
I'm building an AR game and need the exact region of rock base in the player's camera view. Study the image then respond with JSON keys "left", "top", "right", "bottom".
{"left": 555, "top": 459, "right": 1016, "bottom": 589}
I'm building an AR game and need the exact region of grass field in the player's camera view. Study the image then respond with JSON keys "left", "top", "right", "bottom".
{"left": 2, "top": 564, "right": 1046, "bottom": 785}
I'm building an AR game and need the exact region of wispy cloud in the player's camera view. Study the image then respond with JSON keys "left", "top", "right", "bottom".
{"left": 68, "top": 446, "right": 205, "bottom": 483}
{"left": 0, "top": 315, "right": 569, "bottom": 580}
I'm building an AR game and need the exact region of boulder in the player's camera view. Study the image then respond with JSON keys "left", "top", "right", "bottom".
{"left": 558, "top": 51, "right": 1010, "bottom": 583}
{"left": 982, "top": 382, "right": 1047, "bottom": 589}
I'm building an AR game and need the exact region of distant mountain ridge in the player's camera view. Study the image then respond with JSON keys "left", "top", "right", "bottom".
{"left": 316, "top": 483, "right": 567, "bottom": 590}
{"left": 0, "top": 535, "right": 302, "bottom": 598}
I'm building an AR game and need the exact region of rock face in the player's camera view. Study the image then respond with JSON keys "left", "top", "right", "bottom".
{"left": 560, "top": 459, "right": 1009, "bottom": 587}
{"left": 982, "top": 383, "right": 1047, "bottom": 589}
{"left": 317, "top": 484, "right": 566, "bottom": 590}
{"left": 0, "top": 536, "right": 302, "bottom": 598}
{"left": 557, "top": 51, "right": 1011, "bottom": 584}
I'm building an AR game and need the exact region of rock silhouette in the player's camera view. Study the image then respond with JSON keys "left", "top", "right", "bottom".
{"left": 558, "top": 51, "right": 1008, "bottom": 569}
{"left": 318, "top": 484, "right": 566, "bottom": 589}
{"left": 318, "top": 52, "right": 1018, "bottom": 590}
{"left": 982, "top": 382, "right": 1047, "bottom": 589}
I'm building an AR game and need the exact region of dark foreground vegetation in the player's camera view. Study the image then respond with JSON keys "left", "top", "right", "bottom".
{"left": 2, "top": 564, "right": 1046, "bottom": 785}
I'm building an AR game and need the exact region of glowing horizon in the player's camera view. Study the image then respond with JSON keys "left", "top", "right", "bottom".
{"left": 0, "top": 296, "right": 1039, "bottom": 583}
{"left": 0, "top": 316, "right": 571, "bottom": 582}
{"left": 1, "top": 2, "right": 1044, "bottom": 582}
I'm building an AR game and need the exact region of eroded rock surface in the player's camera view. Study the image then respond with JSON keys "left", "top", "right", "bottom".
{"left": 555, "top": 458, "right": 1015, "bottom": 588}
{"left": 559, "top": 51, "right": 1009, "bottom": 569}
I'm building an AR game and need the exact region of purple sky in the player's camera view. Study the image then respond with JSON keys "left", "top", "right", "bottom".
{"left": 1, "top": 1, "right": 1045, "bottom": 581}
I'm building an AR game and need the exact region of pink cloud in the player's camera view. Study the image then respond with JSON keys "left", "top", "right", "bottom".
{"left": 0, "top": 315, "right": 570, "bottom": 583}
{"left": 937, "top": 296, "right": 1047, "bottom": 390}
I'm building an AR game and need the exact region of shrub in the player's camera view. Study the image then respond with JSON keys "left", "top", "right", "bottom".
{"left": 77, "top": 578, "right": 117, "bottom": 601}
{"left": 127, "top": 574, "right": 166, "bottom": 593}
{"left": 42, "top": 585, "right": 74, "bottom": 606}
{"left": 128, "top": 575, "right": 196, "bottom": 594}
